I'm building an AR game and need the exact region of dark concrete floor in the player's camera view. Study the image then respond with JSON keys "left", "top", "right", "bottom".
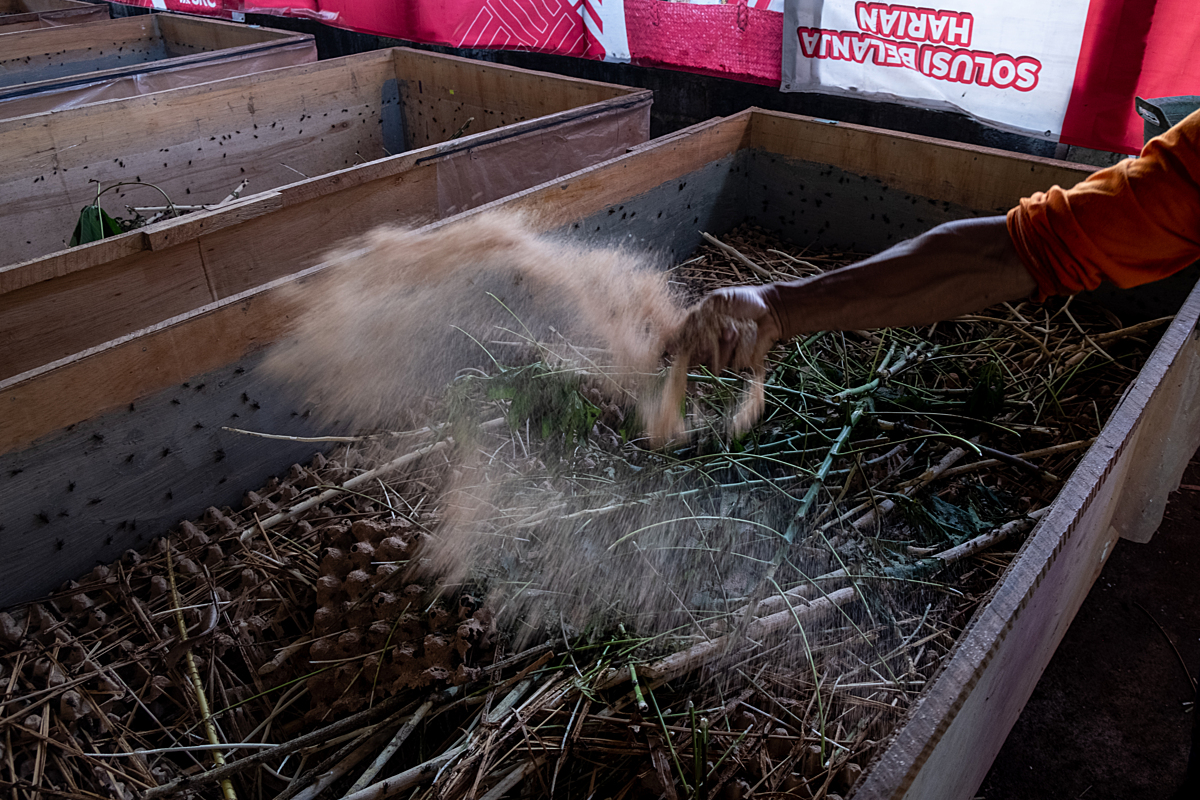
{"left": 979, "top": 456, "right": 1200, "bottom": 799}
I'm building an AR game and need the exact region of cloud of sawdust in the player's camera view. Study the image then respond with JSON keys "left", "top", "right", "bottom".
{"left": 264, "top": 210, "right": 742, "bottom": 635}
{"left": 263, "top": 209, "right": 684, "bottom": 432}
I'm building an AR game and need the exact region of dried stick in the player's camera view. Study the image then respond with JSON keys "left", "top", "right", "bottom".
{"left": 881, "top": 421, "right": 1056, "bottom": 481}
{"left": 598, "top": 588, "right": 858, "bottom": 689}
{"left": 287, "top": 717, "right": 401, "bottom": 800}
{"left": 141, "top": 691, "right": 431, "bottom": 798}
{"left": 165, "top": 548, "right": 236, "bottom": 800}
{"left": 345, "top": 698, "right": 434, "bottom": 794}
{"left": 337, "top": 745, "right": 467, "bottom": 800}
{"left": 239, "top": 441, "right": 450, "bottom": 543}
{"left": 478, "top": 758, "right": 547, "bottom": 800}
{"left": 700, "top": 232, "right": 773, "bottom": 280}
{"left": 238, "top": 418, "right": 503, "bottom": 543}
{"left": 929, "top": 510, "right": 1046, "bottom": 562}
{"left": 1091, "top": 316, "right": 1173, "bottom": 344}
{"left": 938, "top": 439, "right": 1095, "bottom": 480}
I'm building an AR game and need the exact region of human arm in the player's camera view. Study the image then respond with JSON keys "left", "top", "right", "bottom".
{"left": 693, "top": 215, "right": 1035, "bottom": 370}
{"left": 693, "top": 108, "right": 1200, "bottom": 369}
{"left": 1011, "top": 108, "right": 1200, "bottom": 298}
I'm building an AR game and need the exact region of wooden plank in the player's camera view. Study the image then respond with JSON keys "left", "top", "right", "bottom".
{"left": 154, "top": 12, "right": 303, "bottom": 54}
{"left": 0, "top": 231, "right": 148, "bottom": 295}
{"left": 0, "top": 263, "right": 315, "bottom": 455}
{"left": 0, "top": 14, "right": 308, "bottom": 103}
{"left": 0, "top": 240, "right": 212, "bottom": 379}
{"left": 143, "top": 191, "right": 285, "bottom": 251}
{"left": 446, "top": 111, "right": 753, "bottom": 231}
{"left": 1105, "top": 333, "right": 1200, "bottom": 542}
{"left": 0, "top": 50, "right": 397, "bottom": 267}
{"left": 198, "top": 163, "right": 440, "bottom": 299}
{"left": 0, "top": 271, "right": 327, "bottom": 607}
{"left": 0, "top": 0, "right": 99, "bottom": 13}
{"left": 0, "top": 16, "right": 159, "bottom": 88}
{"left": 0, "top": 2, "right": 106, "bottom": 32}
{"left": 0, "top": 349, "right": 323, "bottom": 608}
{"left": 749, "top": 110, "right": 1094, "bottom": 214}
{"left": 392, "top": 48, "right": 629, "bottom": 147}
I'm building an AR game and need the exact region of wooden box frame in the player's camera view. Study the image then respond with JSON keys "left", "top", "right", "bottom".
{"left": 0, "top": 13, "right": 315, "bottom": 119}
{"left": 0, "top": 46, "right": 652, "bottom": 378}
{"left": 3, "top": 109, "right": 1197, "bottom": 799}
{"left": 0, "top": 0, "right": 108, "bottom": 33}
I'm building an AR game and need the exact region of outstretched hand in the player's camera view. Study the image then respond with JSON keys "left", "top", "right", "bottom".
{"left": 646, "top": 284, "right": 784, "bottom": 445}
{"left": 669, "top": 284, "right": 784, "bottom": 375}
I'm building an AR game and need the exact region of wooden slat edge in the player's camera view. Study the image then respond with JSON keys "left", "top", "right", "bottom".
{"left": 0, "top": 14, "right": 150, "bottom": 59}
{"left": 142, "top": 192, "right": 284, "bottom": 251}
{"left": 0, "top": 15, "right": 311, "bottom": 99}
{"left": 0, "top": 5, "right": 106, "bottom": 30}
{"left": 0, "top": 258, "right": 333, "bottom": 454}
{"left": 0, "top": 232, "right": 148, "bottom": 294}
{"left": 422, "top": 110, "right": 755, "bottom": 233}
{"left": 390, "top": 45, "right": 648, "bottom": 99}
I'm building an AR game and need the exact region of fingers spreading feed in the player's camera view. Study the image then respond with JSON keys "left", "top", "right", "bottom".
{"left": 647, "top": 299, "right": 770, "bottom": 446}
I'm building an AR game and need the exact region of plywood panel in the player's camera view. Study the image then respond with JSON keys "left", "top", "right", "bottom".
{"left": 0, "top": 51, "right": 397, "bottom": 267}
{"left": 0, "top": 0, "right": 107, "bottom": 32}
{"left": 0, "top": 16, "right": 160, "bottom": 88}
{"left": 1, "top": 0, "right": 100, "bottom": 11}
{"left": 452, "top": 112, "right": 753, "bottom": 232}
{"left": 749, "top": 110, "right": 1094, "bottom": 214}
{"left": 0, "top": 240, "right": 211, "bottom": 378}
{"left": 393, "top": 48, "right": 630, "bottom": 147}
{"left": 0, "top": 14, "right": 313, "bottom": 119}
{"left": 0, "top": 263, "right": 315, "bottom": 454}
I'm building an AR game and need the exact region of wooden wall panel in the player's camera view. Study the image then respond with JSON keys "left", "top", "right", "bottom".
{"left": 0, "top": 241, "right": 210, "bottom": 379}
{"left": 394, "top": 48, "right": 627, "bottom": 147}
{"left": 0, "top": 52, "right": 396, "bottom": 268}
{"left": 749, "top": 111, "right": 1094, "bottom": 214}
{"left": 4, "top": 116, "right": 1200, "bottom": 797}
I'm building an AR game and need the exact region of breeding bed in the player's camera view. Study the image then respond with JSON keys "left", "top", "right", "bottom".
{"left": 0, "top": 0, "right": 107, "bottom": 33}
{"left": 3, "top": 109, "right": 1200, "bottom": 799}
{"left": 0, "top": 47, "right": 651, "bottom": 378}
{"left": 0, "top": 14, "right": 314, "bottom": 120}
{"left": 0, "top": 223, "right": 1168, "bottom": 800}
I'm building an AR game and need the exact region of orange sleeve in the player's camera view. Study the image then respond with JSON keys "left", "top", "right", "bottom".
{"left": 1007, "top": 108, "right": 1200, "bottom": 300}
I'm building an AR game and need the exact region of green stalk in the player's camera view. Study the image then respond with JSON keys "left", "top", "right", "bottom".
{"left": 629, "top": 662, "right": 648, "bottom": 712}
{"left": 648, "top": 685, "right": 691, "bottom": 797}
{"left": 783, "top": 400, "right": 869, "bottom": 542}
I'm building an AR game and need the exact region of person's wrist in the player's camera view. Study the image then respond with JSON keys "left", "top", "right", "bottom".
{"left": 757, "top": 283, "right": 789, "bottom": 340}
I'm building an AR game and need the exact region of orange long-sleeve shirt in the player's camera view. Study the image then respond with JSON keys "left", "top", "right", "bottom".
{"left": 1007, "top": 109, "right": 1200, "bottom": 299}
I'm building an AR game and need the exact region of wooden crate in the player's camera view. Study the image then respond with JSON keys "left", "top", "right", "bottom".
{"left": 0, "top": 13, "right": 315, "bottom": 118}
{"left": 0, "top": 0, "right": 107, "bottom": 32}
{"left": 3, "top": 109, "right": 1198, "bottom": 799}
{"left": 0, "top": 47, "right": 652, "bottom": 378}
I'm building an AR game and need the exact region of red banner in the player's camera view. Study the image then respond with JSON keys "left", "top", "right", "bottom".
{"left": 118, "top": 0, "right": 1198, "bottom": 153}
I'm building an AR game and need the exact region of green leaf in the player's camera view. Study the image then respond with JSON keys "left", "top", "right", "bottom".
{"left": 70, "top": 205, "right": 124, "bottom": 247}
